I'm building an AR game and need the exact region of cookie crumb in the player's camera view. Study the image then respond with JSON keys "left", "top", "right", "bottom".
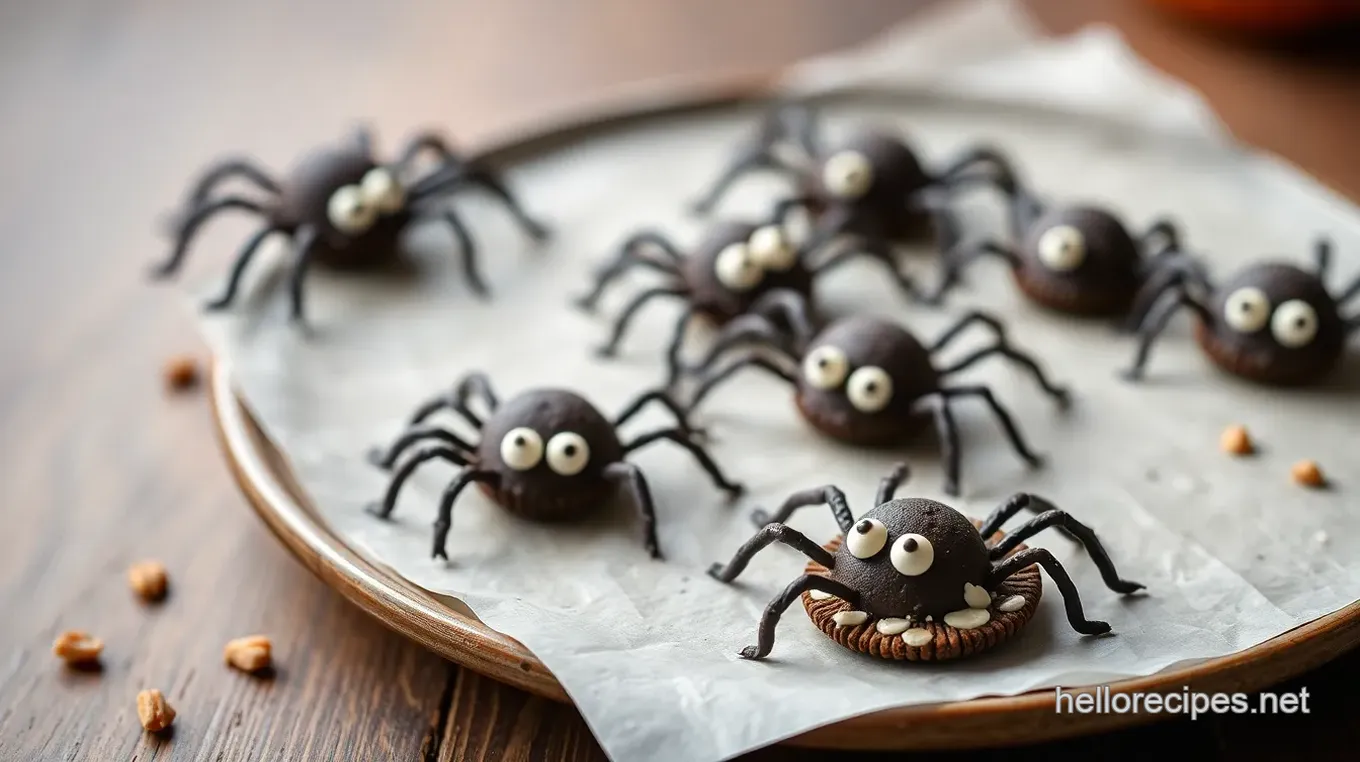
{"left": 137, "top": 689, "right": 176, "bottom": 732}
{"left": 128, "top": 560, "right": 168, "bottom": 602}
{"left": 1291, "top": 460, "right": 1326, "bottom": 488}
{"left": 1220, "top": 425, "right": 1253, "bottom": 455}
{"left": 163, "top": 355, "right": 199, "bottom": 391}
{"left": 52, "top": 631, "right": 103, "bottom": 665}
{"left": 224, "top": 635, "right": 272, "bottom": 673}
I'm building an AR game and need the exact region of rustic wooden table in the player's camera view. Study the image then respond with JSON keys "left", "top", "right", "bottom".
{"left": 2, "top": 1, "right": 1357, "bottom": 759}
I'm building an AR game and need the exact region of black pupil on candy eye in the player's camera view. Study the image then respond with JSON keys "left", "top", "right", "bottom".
{"left": 514, "top": 436, "right": 526, "bottom": 446}
{"left": 855, "top": 520, "right": 872, "bottom": 534}
{"left": 902, "top": 537, "right": 918, "bottom": 552}
{"left": 865, "top": 382, "right": 878, "bottom": 393}
{"left": 563, "top": 444, "right": 577, "bottom": 456}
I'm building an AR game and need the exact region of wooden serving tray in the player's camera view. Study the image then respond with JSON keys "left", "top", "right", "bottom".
{"left": 208, "top": 83, "right": 1360, "bottom": 750}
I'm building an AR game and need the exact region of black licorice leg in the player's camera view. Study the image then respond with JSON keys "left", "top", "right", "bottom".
{"left": 1140, "top": 218, "right": 1180, "bottom": 258}
{"left": 690, "top": 103, "right": 811, "bottom": 216}
{"left": 204, "top": 226, "right": 284, "bottom": 310}
{"left": 1120, "top": 290, "right": 1210, "bottom": 381}
{"left": 150, "top": 196, "right": 266, "bottom": 279}
{"left": 575, "top": 231, "right": 683, "bottom": 312}
{"left": 368, "top": 424, "right": 477, "bottom": 469}
{"left": 988, "top": 503, "right": 1145, "bottom": 594}
{"left": 707, "top": 523, "right": 837, "bottom": 583}
{"left": 748, "top": 486, "right": 856, "bottom": 532}
{"left": 987, "top": 549, "right": 1112, "bottom": 635}
{"left": 593, "top": 286, "right": 689, "bottom": 358}
{"left": 604, "top": 462, "right": 663, "bottom": 559}
{"left": 928, "top": 310, "right": 1008, "bottom": 353}
{"left": 746, "top": 288, "right": 818, "bottom": 349}
{"left": 182, "top": 158, "right": 280, "bottom": 210}
{"left": 873, "top": 462, "right": 911, "bottom": 507}
{"left": 683, "top": 314, "right": 794, "bottom": 380}
{"left": 395, "top": 131, "right": 466, "bottom": 174}
{"left": 1313, "top": 236, "right": 1333, "bottom": 280}
{"left": 925, "top": 241, "right": 1021, "bottom": 305}
{"left": 431, "top": 470, "right": 501, "bottom": 560}
{"left": 612, "top": 389, "right": 696, "bottom": 436}
{"left": 684, "top": 353, "right": 797, "bottom": 419}
{"left": 738, "top": 575, "right": 861, "bottom": 660}
{"left": 464, "top": 166, "right": 551, "bottom": 241}
{"left": 404, "top": 374, "right": 494, "bottom": 432}
{"left": 439, "top": 207, "right": 488, "bottom": 297}
{"left": 1124, "top": 266, "right": 1191, "bottom": 334}
{"left": 813, "top": 236, "right": 929, "bottom": 303}
{"left": 287, "top": 225, "right": 320, "bottom": 325}
{"left": 935, "top": 145, "right": 1016, "bottom": 183}
{"left": 940, "top": 385, "right": 1044, "bottom": 471}
{"left": 364, "top": 445, "right": 471, "bottom": 519}
{"left": 1338, "top": 274, "right": 1360, "bottom": 308}
{"left": 936, "top": 344, "right": 1071, "bottom": 408}
{"left": 977, "top": 492, "right": 1078, "bottom": 549}
{"left": 912, "top": 394, "right": 962, "bottom": 497}
{"left": 663, "top": 306, "right": 701, "bottom": 388}
{"left": 622, "top": 428, "right": 744, "bottom": 497}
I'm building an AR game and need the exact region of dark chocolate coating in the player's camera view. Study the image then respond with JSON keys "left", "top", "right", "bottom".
{"left": 1196, "top": 263, "right": 1346, "bottom": 385}
{"left": 681, "top": 220, "right": 815, "bottom": 324}
{"left": 794, "top": 316, "right": 939, "bottom": 445}
{"left": 796, "top": 129, "right": 933, "bottom": 243}
{"left": 1015, "top": 207, "right": 1141, "bottom": 315}
{"left": 827, "top": 498, "right": 990, "bottom": 619}
{"left": 476, "top": 390, "right": 624, "bottom": 520}
{"left": 277, "top": 145, "right": 409, "bottom": 269}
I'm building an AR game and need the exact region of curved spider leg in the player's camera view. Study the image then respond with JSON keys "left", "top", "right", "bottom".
{"left": 987, "top": 548, "right": 1113, "bottom": 635}
{"left": 978, "top": 492, "right": 1078, "bottom": 545}
{"left": 431, "top": 470, "right": 502, "bottom": 560}
{"left": 1121, "top": 286, "right": 1212, "bottom": 381}
{"left": 394, "top": 131, "right": 464, "bottom": 175}
{"left": 1337, "top": 272, "right": 1360, "bottom": 308}
{"left": 683, "top": 351, "right": 798, "bottom": 419}
{"left": 603, "top": 462, "right": 663, "bottom": 559}
{"left": 987, "top": 499, "right": 1145, "bottom": 594}
{"left": 769, "top": 98, "right": 820, "bottom": 158}
{"left": 612, "top": 388, "right": 699, "bottom": 438}
{"left": 739, "top": 573, "right": 861, "bottom": 660}
{"left": 663, "top": 306, "right": 703, "bottom": 389}
{"left": 434, "top": 206, "right": 488, "bottom": 297}
{"left": 1313, "top": 236, "right": 1333, "bottom": 281}
{"left": 412, "top": 159, "right": 550, "bottom": 241}
{"left": 708, "top": 523, "right": 838, "bottom": 583}
{"left": 622, "top": 427, "right": 745, "bottom": 497}
{"left": 180, "top": 158, "right": 280, "bottom": 212}
{"left": 940, "top": 384, "right": 1045, "bottom": 470}
{"left": 1124, "top": 263, "right": 1195, "bottom": 334}
{"left": 286, "top": 225, "right": 321, "bottom": 325}
{"left": 367, "top": 423, "right": 478, "bottom": 469}
{"left": 403, "top": 372, "right": 497, "bottom": 433}
{"left": 874, "top": 462, "right": 912, "bottom": 506}
{"left": 681, "top": 313, "right": 793, "bottom": 380}
{"left": 574, "top": 231, "right": 683, "bottom": 312}
{"left": 748, "top": 486, "right": 856, "bottom": 532}
{"left": 747, "top": 288, "right": 818, "bottom": 349}
{"left": 812, "top": 236, "right": 930, "bottom": 303}
{"left": 1139, "top": 218, "right": 1180, "bottom": 258}
{"left": 925, "top": 239, "right": 1020, "bottom": 305}
{"left": 593, "top": 286, "right": 690, "bottom": 358}
{"left": 351, "top": 124, "right": 375, "bottom": 156}
{"left": 931, "top": 314, "right": 1071, "bottom": 408}
{"left": 364, "top": 444, "right": 472, "bottom": 518}
{"left": 934, "top": 145, "right": 1016, "bottom": 184}
{"left": 690, "top": 103, "right": 815, "bottom": 215}
{"left": 910, "top": 394, "right": 964, "bottom": 497}
{"left": 928, "top": 310, "right": 1007, "bottom": 353}
{"left": 149, "top": 196, "right": 266, "bottom": 279}
{"left": 800, "top": 206, "right": 854, "bottom": 263}
{"left": 204, "top": 225, "right": 286, "bottom": 310}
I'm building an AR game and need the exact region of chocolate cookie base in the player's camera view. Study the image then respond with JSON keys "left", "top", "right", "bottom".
{"left": 801, "top": 522, "right": 1043, "bottom": 661}
{"left": 1193, "top": 321, "right": 1337, "bottom": 387}
{"left": 477, "top": 480, "right": 612, "bottom": 522}
{"left": 1012, "top": 268, "right": 1134, "bottom": 317}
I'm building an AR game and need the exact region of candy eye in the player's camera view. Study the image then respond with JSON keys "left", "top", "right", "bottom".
{"left": 1036, "top": 225, "right": 1086, "bottom": 272}
{"left": 846, "top": 518, "right": 888, "bottom": 559}
{"left": 545, "top": 432, "right": 591, "bottom": 476}
{"left": 714, "top": 242, "right": 764, "bottom": 291}
{"left": 1223, "top": 287, "right": 1271, "bottom": 333}
{"left": 360, "top": 167, "right": 405, "bottom": 214}
{"left": 326, "top": 185, "right": 377, "bottom": 234}
{"left": 890, "top": 534, "right": 934, "bottom": 576}
{"left": 499, "top": 427, "right": 543, "bottom": 471}
{"left": 1270, "top": 299, "right": 1319, "bottom": 348}
{"left": 822, "top": 150, "right": 874, "bottom": 199}
{"left": 802, "top": 345, "right": 849, "bottom": 390}
{"left": 845, "top": 366, "right": 893, "bottom": 413}
{"left": 747, "top": 225, "right": 797, "bottom": 272}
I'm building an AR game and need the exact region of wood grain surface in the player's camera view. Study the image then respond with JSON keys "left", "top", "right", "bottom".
{"left": 0, "top": 1, "right": 1356, "bottom": 760}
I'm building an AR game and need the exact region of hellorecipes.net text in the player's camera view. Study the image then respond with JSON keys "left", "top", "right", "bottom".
{"left": 1055, "top": 685, "right": 1310, "bottom": 720}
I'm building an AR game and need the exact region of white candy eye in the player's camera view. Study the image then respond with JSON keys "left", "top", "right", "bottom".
{"left": 326, "top": 185, "right": 377, "bottom": 235}
{"left": 846, "top": 518, "right": 888, "bottom": 559}
{"left": 545, "top": 432, "right": 591, "bottom": 476}
{"left": 890, "top": 534, "right": 934, "bottom": 576}
{"left": 822, "top": 150, "right": 874, "bottom": 199}
{"left": 1223, "top": 287, "right": 1271, "bottom": 333}
{"left": 713, "top": 242, "right": 764, "bottom": 291}
{"left": 802, "top": 345, "right": 849, "bottom": 390}
{"left": 748, "top": 225, "right": 797, "bottom": 272}
{"left": 1036, "top": 225, "right": 1086, "bottom": 272}
{"left": 846, "top": 366, "right": 893, "bottom": 413}
{"left": 499, "top": 427, "right": 543, "bottom": 471}
{"left": 360, "top": 167, "right": 405, "bottom": 214}
{"left": 1270, "top": 299, "right": 1318, "bottom": 348}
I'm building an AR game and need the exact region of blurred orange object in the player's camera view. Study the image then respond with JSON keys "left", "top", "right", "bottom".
{"left": 1145, "top": 0, "right": 1360, "bottom": 32}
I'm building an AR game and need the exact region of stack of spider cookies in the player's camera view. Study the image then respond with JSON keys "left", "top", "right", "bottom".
{"left": 155, "top": 100, "right": 1359, "bottom": 665}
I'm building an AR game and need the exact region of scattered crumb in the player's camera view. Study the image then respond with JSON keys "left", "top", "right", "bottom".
{"left": 1291, "top": 460, "right": 1326, "bottom": 488}
{"left": 224, "top": 635, "right": 272, "bottom": 673}
{"left": 127, "top": 560, "right": 168, "bottom": 602}
{"left": 52, "top": 631, "right": 103, "bottom": 665}
{"left": 163, "top": 355, "right": 199, "bottom": 391}
{"left": 1220, "top": 425, "right": 1254, "bottom": 456}
{"left": 137, "top": 689, "right": 176, "bottom": 732}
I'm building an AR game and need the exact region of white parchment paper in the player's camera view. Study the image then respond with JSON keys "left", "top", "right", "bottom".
{"left": 194, "top": 3, "right": 1360, "bottom": 760}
